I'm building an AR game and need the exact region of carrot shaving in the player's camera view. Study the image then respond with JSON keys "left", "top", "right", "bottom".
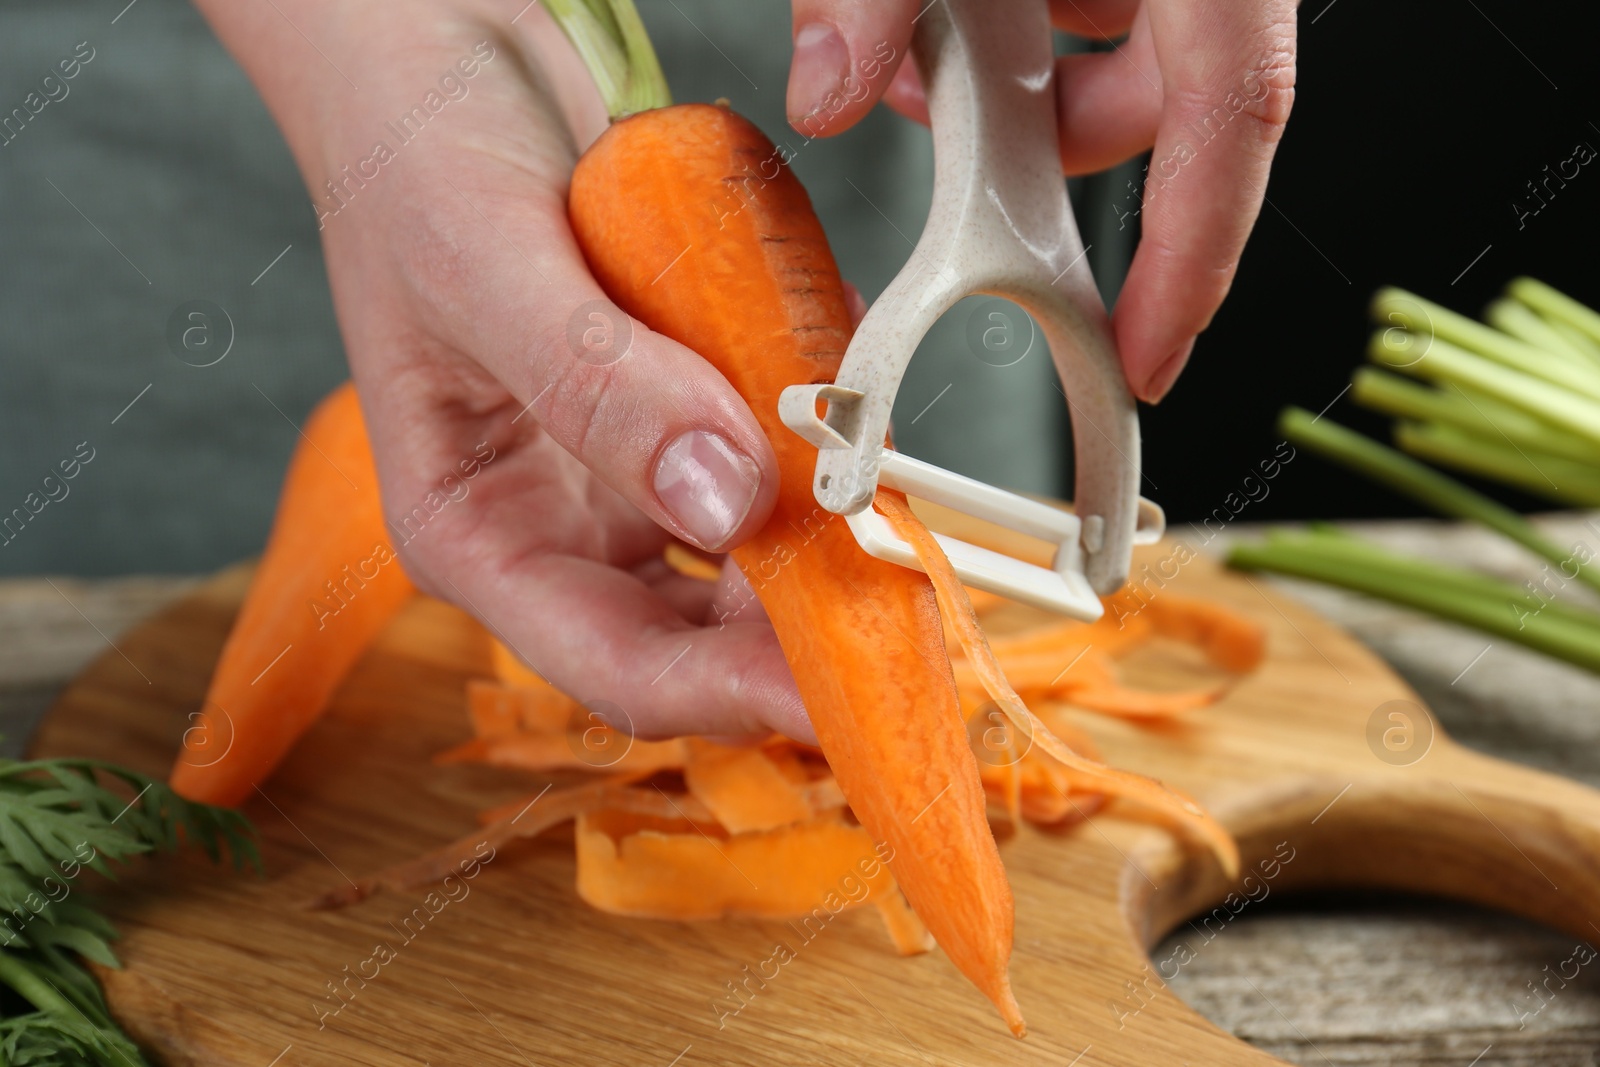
{"left": 1063, "top": 682, "right": 1228, "bottom": 719}
{"left": 310, "top": 778, "right": 652, "bottom": 909}
{"left": 875, "top": 889, "right": 936, "bottom": 955}
{"left": 1103, "top": 589, "right": 1267, "bottom": 673}
{"left": 950, "top": 608, "right": 1255, "bottom": 722}
{"left": 874, "top": 493, "right": 1239, "bottom": 878}
{"left": 575, "top": 810, "right": 898, "bottom": 921}
{"left": 663, "top": 542, "right": 723, "bottom": 582}
{"left": 683, "top": 740, "right": 815, "bottom": 833}
{"left": 434, "top": 731, "right": 689, "bottom": 775}
{"left": 465, "top": 677, "right": 575, "bottom": 738}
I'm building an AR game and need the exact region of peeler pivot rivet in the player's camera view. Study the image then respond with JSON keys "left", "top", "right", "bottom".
{"left": 1081, "top": 514, "right": 1105, "bottom": 554}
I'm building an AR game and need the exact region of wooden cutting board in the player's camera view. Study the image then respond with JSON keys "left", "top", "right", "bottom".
{"left": 31, "top": 542, "right": 1600, "bottom": 1067}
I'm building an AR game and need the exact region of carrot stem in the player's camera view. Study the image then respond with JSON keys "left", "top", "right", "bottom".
{"left": 1372, "top": 286, "right": 1600, "bottom": 399}
{"left": 543, "top": 0, "right": 671, "bottom": 118}
{"left": 1279, "top": 407, "right": 1600, "bottom": 597}
{"left": 1394, "top": 422, "right": 1600, "bottom": 508}
{"left": 1229, "top": 533, "right": 1600, "bottom": 674}
{"left": 1507, "top": 276, "right": 1600, "bottom": 352}
{"left": 1368, "top": 330, "right": 1600, "bottom": 449}
{"left": 1351, "top": 368, "right": 1600, "bottom": 467}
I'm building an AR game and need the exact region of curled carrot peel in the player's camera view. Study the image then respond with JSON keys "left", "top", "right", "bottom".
{"left": 683, "top": 739, "right": 814, "bottom": 833}
{"left": 949, "top": 585, "right": 1263, "bottom": 723}
{"left": 1103, "top": 589, "right": 1268, "bottom": 674}
{"left": 310, "top": 778, "right": 685, "bottom": 910}
{"left": 170, "top": 383, "right": 415, "bottom": 807}
{"left": 874, "top": 494, "right": 1241, "bottom": 879}
{"left": 575, "top": 809, "right": 900, "bottom": 921}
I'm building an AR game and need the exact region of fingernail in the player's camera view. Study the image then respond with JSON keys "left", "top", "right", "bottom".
{"left": 654, "top": 431, "right": 760, "bottom": 550}
{"left": 1139, "top": 337, "right": 1196, "bottom": 404}
{"left": 787, "top": 22, "right": 848, "bottom": 124}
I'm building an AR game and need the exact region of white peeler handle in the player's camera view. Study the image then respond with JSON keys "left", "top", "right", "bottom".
{"left": 777, "top": 0, "right": 1145, "bottom": 594}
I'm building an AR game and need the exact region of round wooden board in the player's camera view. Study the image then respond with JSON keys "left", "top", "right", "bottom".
{"left": 31, "top": 546, "right": 1600, "bottom": 1067}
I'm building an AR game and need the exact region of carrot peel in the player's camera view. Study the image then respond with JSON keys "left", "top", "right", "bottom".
{"left": 875, "top": 493, "right": 1240, "bottom": 879}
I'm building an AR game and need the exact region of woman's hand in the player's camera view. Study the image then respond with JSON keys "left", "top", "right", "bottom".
{"left": 193, "top": 0, "right": 813, "bottom": 743}
{"left": 785, "top": 0, "right": 1298, "bottom": 402}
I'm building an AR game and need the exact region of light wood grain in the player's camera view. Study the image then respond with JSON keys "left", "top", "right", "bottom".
{"left": 28, "top": 544, "right": 1600, "bottom": 1066}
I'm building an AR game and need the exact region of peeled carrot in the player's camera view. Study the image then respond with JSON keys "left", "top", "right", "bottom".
{"left": 569, "top": 104, "right": 1023, "bottom": 1034}
{"left": 170, "top": 383, "right": 414, "bottom": 806}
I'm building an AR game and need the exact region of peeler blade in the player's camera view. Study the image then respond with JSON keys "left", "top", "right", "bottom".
{"left": 848, "top": 507, "right": 1104, "bottom": 620}
{"left": 841, "top": 449, "right": 1163, "bottom": 621}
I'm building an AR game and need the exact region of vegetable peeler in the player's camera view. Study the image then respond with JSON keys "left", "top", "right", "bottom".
{"left": 778, "top": 0, "right": 1162, "bottom": 620}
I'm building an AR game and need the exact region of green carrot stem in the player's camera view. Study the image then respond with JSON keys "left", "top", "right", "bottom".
{"left": 1372, "top": 287, "right": 1600, "bottom": 398}
{"left": 1548, "top": 317, "right": 1600, "bottom": 363}
{"left": 1350, "top": 369, "right": 1600, "bottom": 466}
{"left": 1278, "top": 407, "right": 1600, "bottom": 596}
{"left": 543, "top": 0, "right": 671, "bottom": 119}
{"left": 1369, "top": 331, "right": 1600, "bottom": 450}
{"left": 1263, "top": 528, "right": 1600, "bottom": 628}
{"left": 1228, "top": 539, "right": 1600, "bottom": 674}
{"left": 0, "top": 951, "right": 145, "bottom": 1067}
{"left": 1508, "top": 277, "right": 1600, "bottom": 349}
{"left": 1484, "top": 297, "right": 1596, "bottom": 367}
{"left": 1395, "top": 422, "right": 1600, "bottom": 508}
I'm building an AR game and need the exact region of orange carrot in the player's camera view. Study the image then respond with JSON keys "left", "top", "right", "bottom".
{"left": 569, "top": 104, "right": 1023, "bottom": 1034}
{"left": 171, "top": 383, "right": 414, "bottom": 806}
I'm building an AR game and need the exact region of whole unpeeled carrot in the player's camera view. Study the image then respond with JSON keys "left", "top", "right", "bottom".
{"left": 170, "top": 383, "right": 415, "bottom": 806}
{"left": 569, "top": 104, "right": 1023, "bottom": 1033}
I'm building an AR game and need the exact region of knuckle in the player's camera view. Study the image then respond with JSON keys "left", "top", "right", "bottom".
{"left": 542, "top": 348, "right": 649, "bottom": 468}
{"left": 1239, "top": 55, "right": 1297, "bottom": 140}
{"left": 1166, "top": 34, "right": 1298, "bottom": 148}
{"left": 1140, "top": 227, "right": 1240, "bottom": 304}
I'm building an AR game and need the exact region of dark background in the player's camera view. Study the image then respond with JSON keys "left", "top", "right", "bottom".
{"left": 1136, "top": 0, "right": 1600, "bottom": 524}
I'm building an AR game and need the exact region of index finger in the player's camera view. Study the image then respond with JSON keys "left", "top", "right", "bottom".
{"left": 1113, "top": 0, "right": 1297, "bottom": 402}
{"left": 785, "top": 0, "right": 920, "bottom": 134}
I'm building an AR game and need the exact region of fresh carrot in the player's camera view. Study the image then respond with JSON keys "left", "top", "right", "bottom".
{"left": 169, "top": 383, "right": 415, "bottom": 806}
{"left": 568, "top": 104, "right": 1024, "bottom": 1034}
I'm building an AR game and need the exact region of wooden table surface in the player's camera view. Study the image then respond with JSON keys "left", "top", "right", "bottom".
{"left": 8, "top": 516, "right": 1600, "bottom": 1066}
